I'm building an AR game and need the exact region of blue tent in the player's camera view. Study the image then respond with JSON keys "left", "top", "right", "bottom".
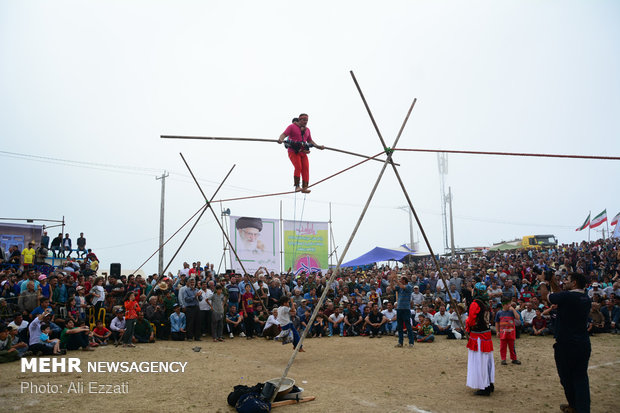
{"left": 341, "top": 246, "right": 412, "bottom": 267}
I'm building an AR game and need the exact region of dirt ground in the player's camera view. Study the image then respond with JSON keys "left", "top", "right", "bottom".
{"left": 1, "top": 333, "right": 618, "bottom": 413}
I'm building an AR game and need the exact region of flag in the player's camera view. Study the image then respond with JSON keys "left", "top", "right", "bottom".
{"left": 575, "top": 213, "right": 590, "bottom": 231}
{"left": 590, "top": 209, "right": 607, "bottom": 229}
{"left": 611, "top": 212, "right": 620, "bottom": 227}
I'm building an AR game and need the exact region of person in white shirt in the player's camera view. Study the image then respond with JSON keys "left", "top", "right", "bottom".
{"left": 520, "top": 302, "right": 536, "bottom": 333}
{"left": 381, "top": 302, "right": 398, "bottom": 335}
{"left": 432, "top": 306, "right": 451, "bottom": 335}
{"left": 199, "top": 280, "right": 214, "bottom": 337}
{"left": 109, "top": 309, "right": 126, "bottom": 344}
{"left": 263, "top": 308, "right": 280, "bottom": 339}
{"left": 328, "top": 307, "right": 345, "bottom": 337}
{"left": 411, "top": 286, "right": 424, "bottom": 306}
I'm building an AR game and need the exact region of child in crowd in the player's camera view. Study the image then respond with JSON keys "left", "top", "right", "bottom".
{"left": 67, "top": 297, "right": 80, "bottom": 323}
{"left": 75, "top": 286, "right": 88, "bottom": 320}
{"left": 241, "top": 284, "right": 255, "bottom": 340}
{"left": 416, "top": 317, "right": 435, "bottom": 342}
{"left": 495, "top": 299, "right": 522, "bottom": 365}
{"left": 277, "top": 296, "right": 304, "bottom": 352}
{"left": 211, "top": 285, "right": 225, "bottom": 342}
{"left": 40, "top": 323, "right": 64, "bottom": 355}
{"left": 92, "top": 320, "right": 111, "bottom": 345}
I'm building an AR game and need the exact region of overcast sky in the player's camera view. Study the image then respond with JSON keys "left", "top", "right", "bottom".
{"left": 2, "top": 0, "right": 619, "bottom": 275}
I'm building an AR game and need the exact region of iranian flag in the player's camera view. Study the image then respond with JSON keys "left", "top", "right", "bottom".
{"left": 590, "top": 209, "right": 607, "bottom": 229}
{"left": 575, "top": 213, "right": 590, "bottom": 231}
{"left": 611, "top": 212, "right": 620, "bottom": 227}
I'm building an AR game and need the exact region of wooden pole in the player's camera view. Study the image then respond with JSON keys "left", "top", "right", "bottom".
{"left": 349, "top": 71, "right": 465, "bottom": 332}
{"left": 270, "top": 87, "right": 417, "bottom": 403}
{"left": 160, "top": 135, "right": 400, "bottom": 166}
{"left": 179, "top": 153, "right": 269, "bottom": 312}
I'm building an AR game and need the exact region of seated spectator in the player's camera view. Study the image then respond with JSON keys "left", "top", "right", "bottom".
{"left": 521, "top": 302, "right": 536, "bottom": 334}
{"left": 328, "top": 306, "right": 345, "bottom": 337}
{"left": 170, "top": 303, "right": 186, "bottom": 341}
{"left": 92, "top": 320, "right": 112, "bottom": 345}
{"left": 8, "top": 326, "right": 30, "bottom": 357}
{"left": 8, "top": 314, "right": 29, "bottom": 342}
{"left": 311, "top": 309, "right": 326, "bottom": 338}
{"left": 77, "top": 233, "right": 87, "bottom": 258}
{"left": 133, "top": 311, "right": 154, "bottom": 343}
{"left": 263, "top": 308, "right": 280, "bottom": 339}
{"left": 381, "top": 301, "right": 398, "bottom": 335}
{"left": 601, "top": 299, "right": 619, "bottom": 333}
{"left": 110, "top": 308, "right": 126, "bottom": 344}
{"left": 531, "top": 309, "right": 549, "bottom": 336}
{"left": 50, "top": 233, "right": 62, "bottom": 258}
{"left": 0, "top": 325, "right": 21, "bottom": 363}
{"left": 17, "top": 281, "right": 38, "bottom": 317}
{"left": 588, "top": 302, "right": 606, "bottom": 335}
{"left": 432, "top": 305, "right": 451, "bottom": 335}
{"left": 60, "top": 319, "right": 94, "bottom": 351}
{"left": 365, "top": 303, "right": 386, "bottom": 338}
{"left": 445, "top": 284, "right": 461, "bottom": 304}
{"left": 417, "top": 317, "right": 435, "bottom": 342}
{"left": 40, "top": 323, "right": 64, "bottom": 355}
{"left": 225, "top": 305, "right": 245, "bottom": 338}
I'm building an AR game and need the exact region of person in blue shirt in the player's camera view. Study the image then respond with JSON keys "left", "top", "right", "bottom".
{"left": 169, "top": 304, "right": 186, "bottom": 341}
{"left": 391, "top": 272, "right": 415, "bottom": 348}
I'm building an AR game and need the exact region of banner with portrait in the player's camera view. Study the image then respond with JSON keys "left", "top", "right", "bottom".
{"left": 229, "top": 216, "right": 280, "bottom": 274}
{"left": 283, "top": 219, "right": 329, "bottom": 275}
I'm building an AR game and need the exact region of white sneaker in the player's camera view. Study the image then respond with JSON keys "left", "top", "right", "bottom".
{"left": 239, "top": 332, "right": 246, "bottom": 338}
{"left": 229, "top": 333, "right": 234, "bottom": 338}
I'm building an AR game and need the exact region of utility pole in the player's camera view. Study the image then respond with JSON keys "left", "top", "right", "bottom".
{"left": 156, "top": 171, "right": 169, "bottom": 276}
{"left": 398, "top": 206, "right": 414, "bottom": 251}
{"left": 437, "top": 153, "right": 449, "bottom": 252}
{"left": 448, "top": 187, "right": 455, "bottom": 258}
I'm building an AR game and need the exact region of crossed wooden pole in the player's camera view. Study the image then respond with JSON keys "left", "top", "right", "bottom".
{"left": 271, "top": 71, "right": 465, "bottom": 400}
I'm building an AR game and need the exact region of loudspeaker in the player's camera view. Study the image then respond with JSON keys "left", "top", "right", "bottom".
{"left": 110, "top": 263, "right": 121, "bottom": 277}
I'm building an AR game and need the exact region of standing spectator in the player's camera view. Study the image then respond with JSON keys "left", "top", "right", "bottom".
{"left": 392, "top": 274, "right": 416, "bottom": 348}
{"left": 40, "top": 231, "right": 50, "bottom": 249}
{"left": 122, "top": 292, "right": 140, "bottom": 348}
{"left": 21, "top": 242, "right": 36, "bottom": 271}
{"left": 170, "top": 304, "right": 186, "bottom": 341}
{"left": 495, "top": 299, "right": 522, "bottom": 366}
{"left": 182, "top": 278, "right": 203, "bottom": 341}
{"left": 211, "top": 285, "right": 225, "bottom": 342}
{"left": 198, "top": 280, "right": 213, "bottom": 337}
{"left": 50, "top": 233, "right": 63, "bottom": 258}
{"left": 62, "top": 234, "right": 72, "bottom": 258}
{"left": 544, "top": 272, "right": 591, "bottom": 413}
{"left": 76, "top": 233, "right": 87, "bottom": 258}
{"left": 91, "top": 277, "right": 106, "bottom": 317}
{"left": 465, "top": 283, "right": 495, "bottom": 396}
{"left": 241, "top": 284, "right": 255, "bottom": 340}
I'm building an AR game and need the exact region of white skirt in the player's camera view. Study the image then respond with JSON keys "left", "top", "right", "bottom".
{"left": 466, "top": 338, "right": 495, "bottom": 390}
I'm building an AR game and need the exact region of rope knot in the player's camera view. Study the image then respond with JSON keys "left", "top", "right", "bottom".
{"left": 384, "top": 147, "right": 394, "bottom": 156}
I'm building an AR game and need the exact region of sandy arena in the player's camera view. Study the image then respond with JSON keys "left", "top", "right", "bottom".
{"left": 1, "top": 334, "right": 618, "bottom": 413}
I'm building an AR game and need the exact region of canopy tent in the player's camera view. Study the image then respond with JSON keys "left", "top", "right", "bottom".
{"left": 341, "top": 244, "right": 427, "bottom": 267}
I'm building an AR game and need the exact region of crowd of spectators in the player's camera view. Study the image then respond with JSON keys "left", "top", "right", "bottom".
{"left": 1, "top": 237, "right": 619, "bottom": 363}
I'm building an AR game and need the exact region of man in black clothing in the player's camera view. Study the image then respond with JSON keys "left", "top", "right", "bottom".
{"left": 76, "top": 233, "right": 86, "bottom": 258}
{"left": 365, "top": 303, "right": 386, "bottom": 338}
{"left": 545, "top": 272, "right": 591, "bottom": 413}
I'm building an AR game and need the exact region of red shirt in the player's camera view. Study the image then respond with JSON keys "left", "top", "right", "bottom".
{"left": 241, "top": 292, "right": 254, "bottom": 315}
{"left": 124, "top": 299, "right": 141, "bottom": 320}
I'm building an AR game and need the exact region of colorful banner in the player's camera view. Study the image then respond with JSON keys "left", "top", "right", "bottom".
{"left": 229, "top": 216, "right": 280, "bottom": 274}
{"left": 283, "top": 219, "right": 328, "bottom": 275}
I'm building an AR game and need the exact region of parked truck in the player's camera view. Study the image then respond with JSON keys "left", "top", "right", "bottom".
{"left": 522, "top": 234, "right": 557, "bottom": 249}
